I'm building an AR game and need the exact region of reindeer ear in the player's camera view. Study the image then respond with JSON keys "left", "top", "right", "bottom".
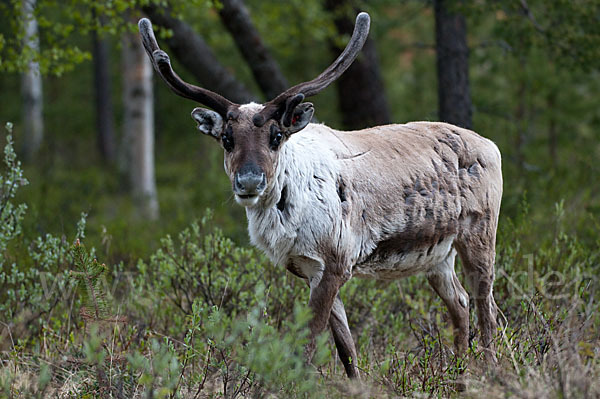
{"left": 191, "top": 107, "right": 223, "bottom": 139}
{"left": 287, "top": 103, "right": 314, "bottom": 134}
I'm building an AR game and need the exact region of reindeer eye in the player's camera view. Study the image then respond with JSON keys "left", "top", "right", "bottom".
{"left": 270, "top": 125, "right": 283, "bottom": 150}
{"left": 222, "top": 125, "right": 234, "bottom": 152}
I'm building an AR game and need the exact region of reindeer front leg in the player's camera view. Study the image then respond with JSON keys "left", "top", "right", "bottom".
{"left": 304, "top": 262, "right": 353, "bottom": 373}
{"left": 330, "top": 293, "right": 359, "bottom": 378}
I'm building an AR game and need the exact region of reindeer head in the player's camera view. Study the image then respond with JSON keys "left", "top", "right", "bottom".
{"left": 138, "top": 13, "right": 370, "bottom": 207}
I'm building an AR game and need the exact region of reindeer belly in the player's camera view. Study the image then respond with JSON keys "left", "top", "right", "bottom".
{"left": 353, "top": 234, "right": 455, "bottom": 280}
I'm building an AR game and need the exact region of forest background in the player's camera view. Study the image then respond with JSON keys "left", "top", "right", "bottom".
{"left": 0, "top": 0, "right": 599, "bottom": 397}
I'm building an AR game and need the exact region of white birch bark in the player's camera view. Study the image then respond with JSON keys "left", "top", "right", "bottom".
{"left": 122, "top": 32, "right": 159, "bottom": 220}
{"left": 21, "top": 0, "right": 43, "bottom": 160}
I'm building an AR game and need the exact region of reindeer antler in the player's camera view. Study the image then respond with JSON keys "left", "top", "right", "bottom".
{"left": 252, "top": 12, "right": 371, "bottom": 127}
{"left": 138, "top": 18, "right": 235, "bottom": 116}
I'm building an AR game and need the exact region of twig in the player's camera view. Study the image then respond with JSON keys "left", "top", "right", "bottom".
{"left": 519, "top": 0, "right": 545, "bottom": 33}
{"left": 193, "top": 347, "right": 212, "bottom": 399}
{"left": 0, "top": 321, "right": 16, "bottom": 351}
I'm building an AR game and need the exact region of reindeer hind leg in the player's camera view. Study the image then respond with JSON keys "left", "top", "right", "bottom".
{"left": 329, "top": 293, "right": 359, "bottom": 378}
{"left": 427, "top": 249, "right": 470, "bottom": 355}
{"left": 455, "top": 215, "right": 499, "bottom": 365}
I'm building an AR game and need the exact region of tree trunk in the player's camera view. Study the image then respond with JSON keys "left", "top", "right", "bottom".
{"left": 142, "top": 5, "right": 255, "bottom": 104}
{"left": 21, "top": 0, "right": 43, "bottom": 161}
{"left": 547, "top": 90, "right": 557, "bottom": 168}
{"left": 434, "top": 0, "right": 472, "bottom": 129}
{"left": 92, "top": 16, "right": 115, "bottom": 162}
{"left": 122, "top": 31, "right": 159, "bottom": 220}
{"left": 217, "top": 0, "right": 288, "bottom": 101}
{"left": 324, "top": 0, "right": 390, "bottom": 130}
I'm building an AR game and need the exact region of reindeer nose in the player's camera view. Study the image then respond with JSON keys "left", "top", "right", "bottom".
{"left": 235, "top": 173, "right": 265, "bottom": 194}
{"left": 234, "top": 163, "right": 266, "bottom": 195}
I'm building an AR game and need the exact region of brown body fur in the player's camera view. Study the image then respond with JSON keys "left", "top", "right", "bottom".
{"left": 302, "top": 121, "right": 502, "bottom": 371}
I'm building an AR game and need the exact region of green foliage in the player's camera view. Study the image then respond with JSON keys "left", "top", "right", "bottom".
{"left": 0, "top": 0, "right": 184, "bottom": 75}
{"left": 0, "top": 0, "right": 97, "bottom": 75}
{"left": 0, "top": 123, "right": 28, "bottom": 261}
{"left": 0, "top": 125, "right": 81, "bottom": 330}
{"left": 70, "top": 236, "right": 109, "bottom": 319}
{"left": 465, "top": 0, "right": 600, "bottom": 71}
{"left": 143, "top": 210, "right": 271, "bottom": 312}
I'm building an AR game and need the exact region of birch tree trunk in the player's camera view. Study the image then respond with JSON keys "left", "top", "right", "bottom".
{"left": 21, "top": 0, "right": 43, "bottom": 160}
{"left": 122, "top": 31, "right": 159, "bottom": 220}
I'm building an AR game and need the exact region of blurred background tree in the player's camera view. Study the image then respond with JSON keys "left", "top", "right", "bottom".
{"left": 91, "top": 9, "right": 115, "bottom": 162}
{"left": 20, "top": 0, "right": 44, "bottom": 160}
{"left": 121, "top": 16, "right": 158, "bottom": 220}
{"left": 0, "top": 0, "right": 598, "bottom": 262}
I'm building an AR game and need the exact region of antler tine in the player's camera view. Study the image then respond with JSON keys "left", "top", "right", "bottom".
{"left": 138, "top": 18, "right": 235, "bottom": 115}
{"left": 253, "top": 12, "right": 371, "bottom": 127}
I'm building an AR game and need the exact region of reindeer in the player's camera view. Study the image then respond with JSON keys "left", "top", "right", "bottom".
{"left": 139, "top": 12, "right": 502, "bottom": 378}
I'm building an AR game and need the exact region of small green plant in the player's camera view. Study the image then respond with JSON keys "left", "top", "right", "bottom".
{"left": 70, "top": 238, "right": 109, "bottom": 321}
{"left": 0, "top": 122, "right": 28, "bottom": 266}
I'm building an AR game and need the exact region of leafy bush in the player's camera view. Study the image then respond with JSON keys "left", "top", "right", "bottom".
{"left": 0, "top": 126, "right": 84, "bottom": 353}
